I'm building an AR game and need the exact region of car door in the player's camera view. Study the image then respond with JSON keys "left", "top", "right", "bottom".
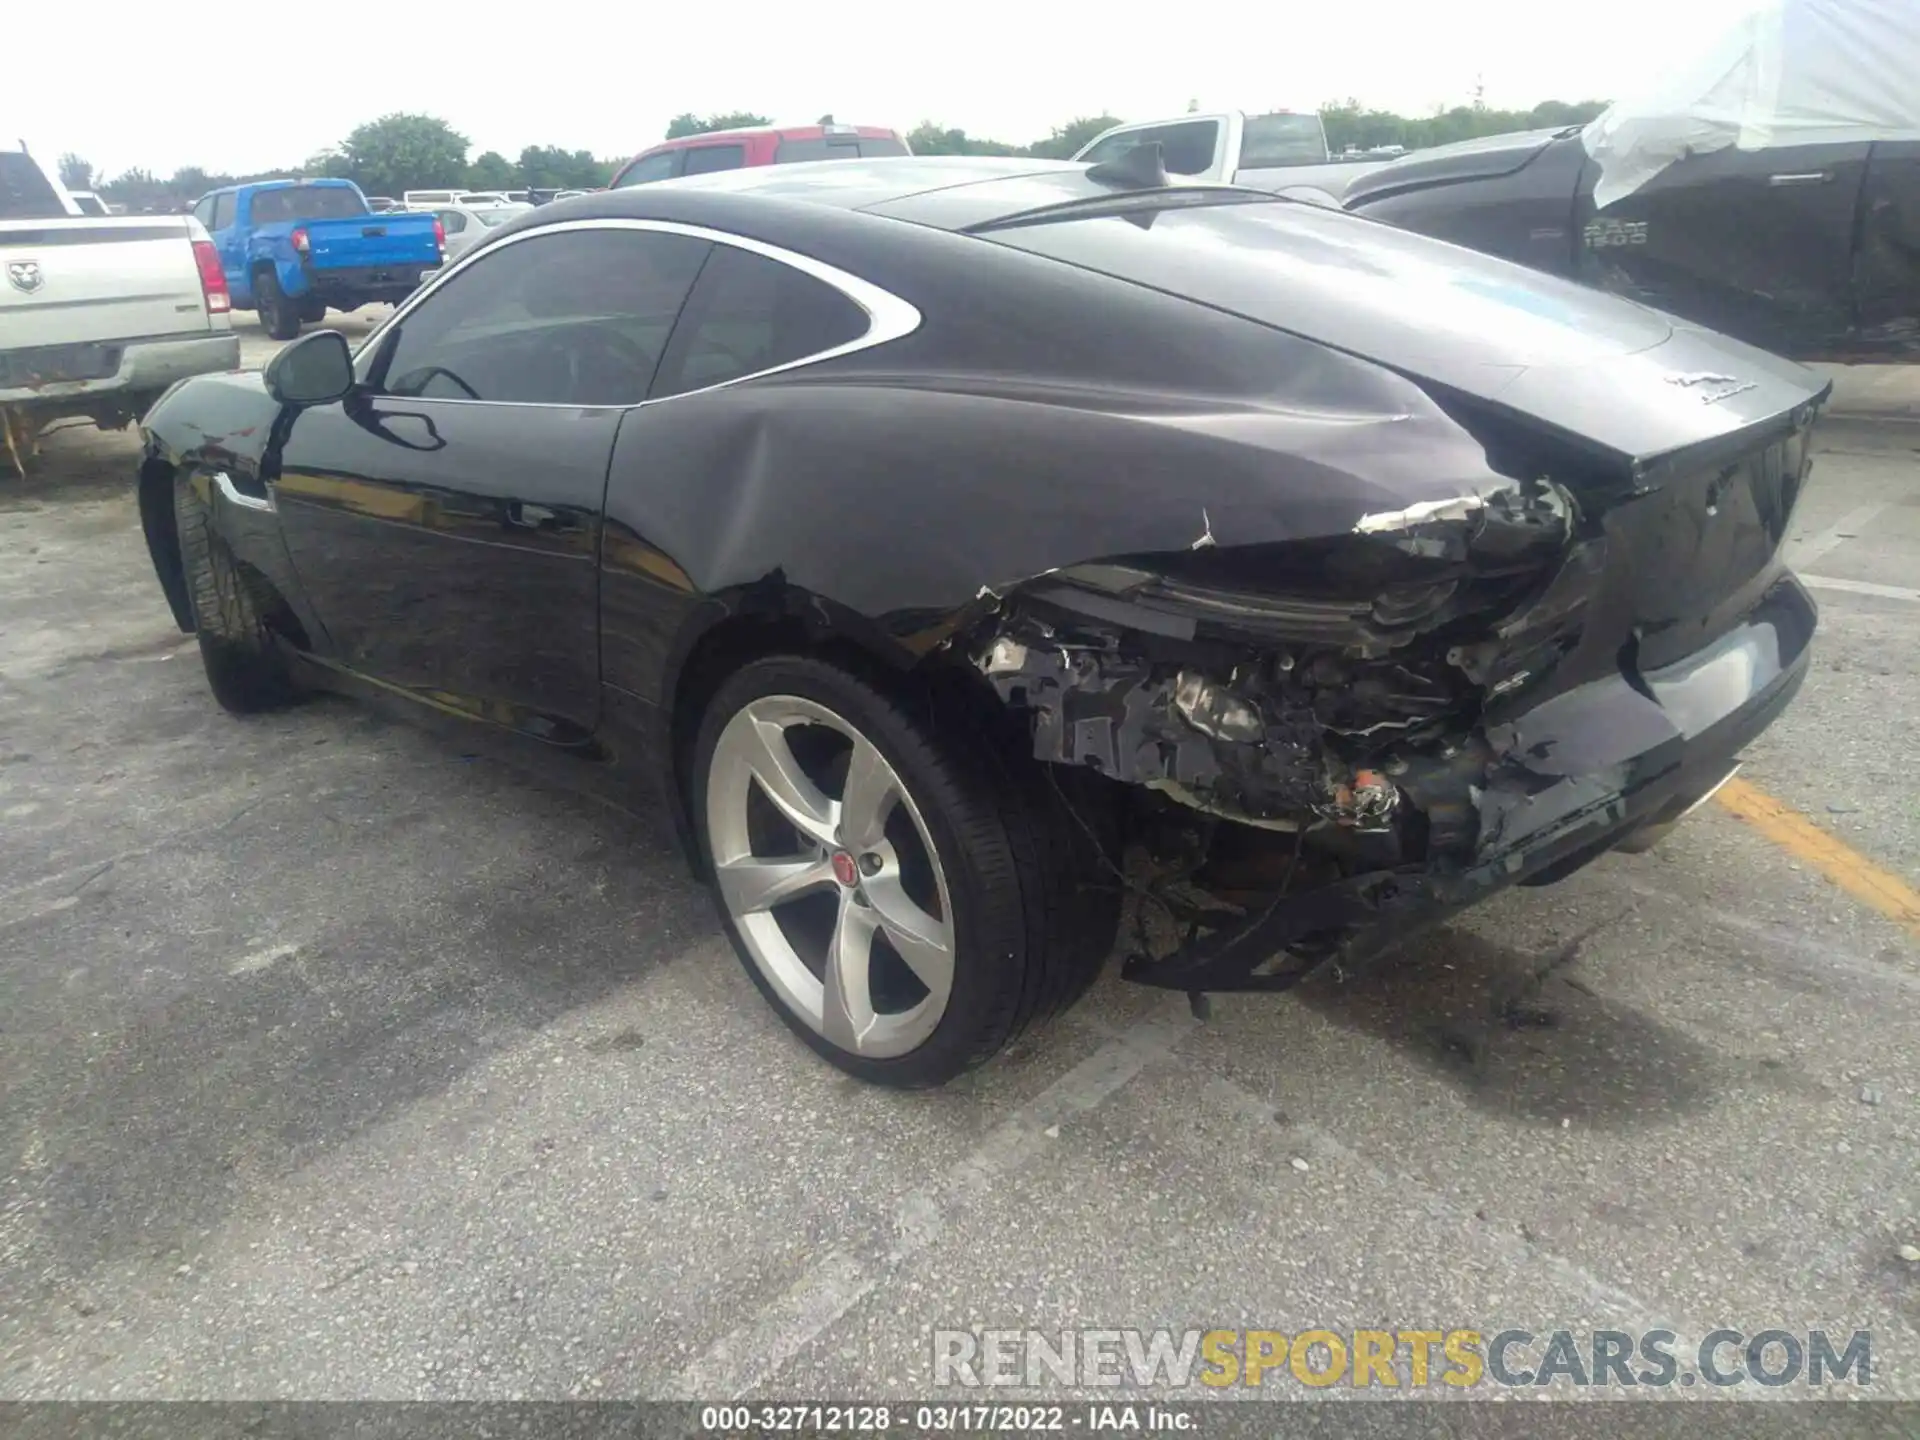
{"left": 1575, "top": 139, "right": 1871, "bottom": 355}
{"left": 1853, "top": 140, "right": 1920, "bottom": 351}
{"left": 207, "top": 191, "right": 243, "bottom": 296}
{"left": 268, "top": 224, "right": 713, "bottom": 739}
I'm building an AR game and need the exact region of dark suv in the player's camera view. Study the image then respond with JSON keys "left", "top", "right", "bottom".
{"left": 609, "top": 122, "right": 910, "bottom": 188}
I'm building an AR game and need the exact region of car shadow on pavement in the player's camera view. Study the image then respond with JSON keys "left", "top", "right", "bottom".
{"left": 1289, "top": 919, "right": 1726, "bottom": 1129}
{"left": 4, "top": 709, "right": 712, "bottom": 1302}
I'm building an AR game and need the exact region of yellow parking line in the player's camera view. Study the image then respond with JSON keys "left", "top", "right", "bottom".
{"left": 1714, "top": 778, "right": 1920, "bottom": 942}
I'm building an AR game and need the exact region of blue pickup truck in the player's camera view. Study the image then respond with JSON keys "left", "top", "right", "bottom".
{"left": 189, "top": 179, "right": 444, "bottom": 340}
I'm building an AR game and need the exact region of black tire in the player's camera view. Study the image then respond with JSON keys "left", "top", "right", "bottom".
{"left": 298, "top": 297, "right": 327, "bottom": 324}
{"left": 254, "top": 269, "right": 302, "bottom": 340}
{"left": 172, "top": 471, "right": 298, "bottom": 714}
{"left": 691, "top": 654, "right": 1120, "bottom": 1088}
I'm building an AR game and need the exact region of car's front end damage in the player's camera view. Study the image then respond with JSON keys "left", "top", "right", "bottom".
{"left": 959, "top": 392, "right": 1824, "bottom": 995}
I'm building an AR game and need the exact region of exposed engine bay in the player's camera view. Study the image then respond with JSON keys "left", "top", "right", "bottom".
{"left": 963, "top": 472, "right": 1623, "bottom": 991}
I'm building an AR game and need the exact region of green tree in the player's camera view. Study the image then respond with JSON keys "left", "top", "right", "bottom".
{"left": 1025, "top": 115, "right": 1123, "bottom": 160}
{"left": 905, "top": 122, "right": 1022, "bottom": 157}
{"left": 57, "top": 153, "right": 93, "bottom": 191}
{"left": 337, "top": 113, "right": 469, "bottom": 198}
{"left": 664, "top": 111, "right": 770, "bottom": 140}
{"left": 466, "top": 150, "right": 517, "bottom": 190}
{"left": 516, "top": 145, "right": 606, "bottom": 190}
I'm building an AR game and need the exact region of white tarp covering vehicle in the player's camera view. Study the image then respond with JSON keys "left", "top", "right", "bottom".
{"left": 1583, "top": 0, "right": 1920, "bottom": 207}
{"left": 1342, "top": 0, "right": 1920, "bottom": 361}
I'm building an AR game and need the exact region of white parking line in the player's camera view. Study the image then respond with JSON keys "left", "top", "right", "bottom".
{"left": 662, "top": 1013, "right": 1197, "bottom": 1400}
{"left": 1800, "top": 574, "right": 1920, "bottom": 604}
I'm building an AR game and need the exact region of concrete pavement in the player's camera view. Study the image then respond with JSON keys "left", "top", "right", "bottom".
{"left": 1, "top": 314, "right": 1916, "bottom": 1407}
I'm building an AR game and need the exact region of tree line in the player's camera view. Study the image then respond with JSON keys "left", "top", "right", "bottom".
{"left": 63, "top": 95, "right": 1609, "bottom": 212}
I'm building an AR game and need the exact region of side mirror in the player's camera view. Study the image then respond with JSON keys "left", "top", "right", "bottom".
{"left": 263, "top": 329, "right": 355, "bottom": 407}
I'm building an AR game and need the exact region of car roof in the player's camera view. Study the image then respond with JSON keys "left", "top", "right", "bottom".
{"left": 655, "top": 122, "right": 901, "bottom": 147}
{"left": 608, "top": 155, "right": 1245, "bottom": 232}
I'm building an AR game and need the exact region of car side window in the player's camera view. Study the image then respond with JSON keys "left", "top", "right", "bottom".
{"left": 650, "top": 243, "right": 871, "bottom": 400}
{"left": 210, "top": 192, "right": 237, "bottom": 230}
{"left": 439, "top": 209, "right": 467, "bottom": 234}
{"left": 683, "top": 144, "right": 746, "bottom": 176}
{"left": 192, "top": 196, "right": 216, "bottom": 230}
{"left": 1080, "top": 120, "right": 1220, "bottom": 176}
{"left": 372, "top": 229, "right": 712, "bottom": 406}
{"left": 613, "top": 151, "right": 685, "bottom": 188}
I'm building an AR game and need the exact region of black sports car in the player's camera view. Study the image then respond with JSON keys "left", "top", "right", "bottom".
{"left": 137, "top": 151, "right": 1827, "bottom": 1087}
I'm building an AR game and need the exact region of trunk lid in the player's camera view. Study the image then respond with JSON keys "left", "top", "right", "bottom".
{"left": 0, "top": 217, "right": 210, "bottom": 349}
{"left": 301, "top": 213, "right": 441, "bottom": 271}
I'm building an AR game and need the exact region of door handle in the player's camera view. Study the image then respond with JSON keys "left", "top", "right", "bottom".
{"left": 212, "top": 470, "right": 274, "bottom": 513}
{"left": 1768, "top": 171, "right": 1831, "bottom": 186}
{"left": 506, "top": 501, "right": 555, "bottom": 528}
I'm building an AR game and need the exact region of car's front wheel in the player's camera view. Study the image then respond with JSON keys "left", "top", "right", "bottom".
{"left": 173, "top": 470, "right": 298, "bottom": 714}
{"left": 692, "top": 655, "right": 1118, "bottom": 1088}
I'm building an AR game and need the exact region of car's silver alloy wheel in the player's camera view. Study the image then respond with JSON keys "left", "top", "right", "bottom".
{"left": 705, "top": 695, "right": 956, "bottom": 1058}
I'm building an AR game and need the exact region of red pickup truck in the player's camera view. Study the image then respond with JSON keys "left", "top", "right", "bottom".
{"left": 609, "top": 122, "right": 909, "bottom": 189}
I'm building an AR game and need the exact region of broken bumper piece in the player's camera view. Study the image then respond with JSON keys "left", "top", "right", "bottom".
{"left": 1125, "top": 578, "right": 1815, "bottom": 991}
{"left": 982, "top": 562, "right": 1815, "bottom": 993}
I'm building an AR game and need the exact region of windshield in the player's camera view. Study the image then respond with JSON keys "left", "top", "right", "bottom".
{"left": 1240, "top": 113, "right": 1329, "bottom": 167}
{"left": 474, "top": 209, "right": 518, "bottom": 227}
{"left": 0, "top": 151, "right": 68, "bottom": 219}
{"left": 251, "top": 185, "right": 367, "bottom": 223}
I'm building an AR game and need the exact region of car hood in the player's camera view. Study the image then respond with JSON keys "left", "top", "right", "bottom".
{"left": 986, "top": 200, "right": 1830, "bottom": 467}
{"left": 1341, "top": 127, "right": 1573, "bottom": 205}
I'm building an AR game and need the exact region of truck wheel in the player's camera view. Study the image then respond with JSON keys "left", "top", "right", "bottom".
{"left": 173, "top": 470, "right": 298, "bottom": 714}
{"left": 691, "top": 654, "right": 1120, "bottom": 1088}
{"left": 298, "top": 298, "right": 327, "bottom": 324}
{"left": 254, "top": 270, "right": 303, "bottom": 341}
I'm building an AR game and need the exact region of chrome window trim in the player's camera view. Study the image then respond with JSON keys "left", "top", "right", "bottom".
{"left": 350, "top": 216, "right": 922, "bottom": 410}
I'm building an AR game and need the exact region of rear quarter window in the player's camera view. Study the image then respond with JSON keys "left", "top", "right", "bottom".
{"left": 1078, "top": 120, "right": 1220, "bottom": 176}
{"left": 651, "top": 244, "right": 871, "bottom": 398}
{"left": 775, "top": 136, "right": 908, "bottom": 163}
{"left": 614, "top": 151, "right": 685, "bottom": 187}
{"left": 1241, "top": 114, "right": 1330, "bottom": 168}
{"left": 0, "top": 151, "right": 67, "bottom": 219}
{"left": 683, "top": 144, "right": 747, "bottom": 176}
{"left": 251, "top": 186, "right": 366, "bottom": 223}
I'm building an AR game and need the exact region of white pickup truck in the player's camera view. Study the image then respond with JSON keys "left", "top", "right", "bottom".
{"left": 1072, "top": 111, "right": 1402, "bottom": 201}
{"left": 2, "top": 142, "right": 240, "bottom": 476}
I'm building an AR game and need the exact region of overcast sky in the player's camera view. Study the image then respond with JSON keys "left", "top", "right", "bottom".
{"left": 23, "top": 0, "right": 1756, "bottom": 178}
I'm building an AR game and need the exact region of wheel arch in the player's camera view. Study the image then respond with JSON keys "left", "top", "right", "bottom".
{"left": 139, "top": 452, "right": 195, "bottom": 633}
{"left": 658, "top": 594, "right": 1015, "bottom": 879}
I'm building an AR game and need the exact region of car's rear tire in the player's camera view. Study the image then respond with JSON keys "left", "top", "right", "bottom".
{"left": 173, "top": 470, "right": 298, "bottom": 714}
{"left": 691, "top": 654, "right": 1119, "bottom": 1088}
{"left": 298, "top": 297, "right": 327, "bottom": 324}
{"left": 255, "top": 270, "right": 302, "bottom": 340}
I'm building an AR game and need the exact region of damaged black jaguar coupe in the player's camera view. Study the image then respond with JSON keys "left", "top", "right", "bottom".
{"left": 137, "top": 151, "right": 1827, "bottom": 1087}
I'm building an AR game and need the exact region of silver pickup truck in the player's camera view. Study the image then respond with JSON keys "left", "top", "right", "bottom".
{"left": 1072, "top": 111, "right": 1401, "bottom": 200}
{"left": 2, "top": 143, "right": 239, "bottom": 476}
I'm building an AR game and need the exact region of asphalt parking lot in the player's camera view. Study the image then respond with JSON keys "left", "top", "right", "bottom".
{"left": 2, "top": 309, "right": 1918, "bottom": 1406}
